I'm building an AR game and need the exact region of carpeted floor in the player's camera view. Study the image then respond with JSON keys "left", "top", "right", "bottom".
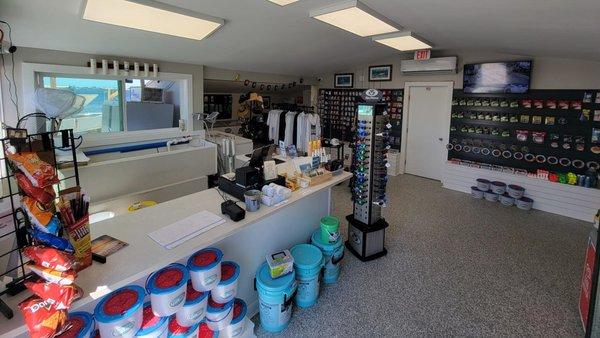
{"left": 253, "top": 174, "right": 590, "bottom": 337}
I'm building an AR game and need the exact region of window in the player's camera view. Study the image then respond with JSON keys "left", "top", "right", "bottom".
{"left": 204, "top": 94, "right": 232, "bottom": 120}
{"left": 23, "top": 63, "right": 194, "bottom": 144}
{"left": 41, "top": 76, "right": 123, "bottom": 133}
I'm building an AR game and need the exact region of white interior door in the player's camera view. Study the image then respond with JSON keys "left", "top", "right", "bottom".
{"left": 403, "top": 83, "right": 452, "bottom": 180}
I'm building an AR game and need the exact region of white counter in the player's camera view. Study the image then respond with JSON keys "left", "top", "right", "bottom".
{"left": 0, "top": 172, "right": 351, "bottom": 337}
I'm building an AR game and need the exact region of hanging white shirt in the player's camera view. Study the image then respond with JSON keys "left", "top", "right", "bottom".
{"left": 266, "top": 110, "right": 283, "bottom": 142}
{"left": 296, "top": 112, "right": 307, "bottom": 153}
{"left": 284, "top": 111, "right": 297, "bottom": 147}
{"left": 305, "top": 113, "right": 321, "bottom": 151}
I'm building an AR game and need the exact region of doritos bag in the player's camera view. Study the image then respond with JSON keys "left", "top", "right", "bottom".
{"left": 23, "top": 246, "right": 76, "bottom": 272}
{"left": 25, "top": 281, "right": 78, "bottom": 310}
{"left": 19, "top": 295, "right": 68, "bottom": 338}
{"left": 15, "top": 172, "right": 56, "bottom": 206}
{"left": 6, "top": 152, "right": 58, "bottom": 188}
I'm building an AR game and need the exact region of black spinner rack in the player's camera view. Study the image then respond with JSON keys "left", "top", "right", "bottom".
{"left": 0, "top": 129, "right": 80, "bottom": 319}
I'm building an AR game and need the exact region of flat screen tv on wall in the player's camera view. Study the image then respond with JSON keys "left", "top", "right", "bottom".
{"left": 463, "top": 60, "right": 532, "bottom": 94}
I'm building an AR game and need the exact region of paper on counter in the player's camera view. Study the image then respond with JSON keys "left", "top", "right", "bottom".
{"left": 148, "top": 211, "right": 225, "bottom": 250}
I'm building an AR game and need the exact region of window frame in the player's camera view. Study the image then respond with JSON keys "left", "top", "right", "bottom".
{"left": 21, "top": 62, "right": 194, "bottom": 148}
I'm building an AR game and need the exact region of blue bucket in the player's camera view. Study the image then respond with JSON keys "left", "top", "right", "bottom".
{"left": 255, "top": 262, "right": 297, "bottom": 333}
{"left": 311, "top": 230, "right": 344, "bottom": 284}
{"left": 95, "top": 285, "right": 145, "bottom": 338}
{"left": 290, "top": 244, "right": 323, "bottom": 308}
{"left": 61, "top": 311, "right": 94, "bottom": 338}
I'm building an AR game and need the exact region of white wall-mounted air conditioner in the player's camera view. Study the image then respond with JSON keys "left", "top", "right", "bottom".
{"left": 400, "top": 56, "right": 458, "bottom": 75}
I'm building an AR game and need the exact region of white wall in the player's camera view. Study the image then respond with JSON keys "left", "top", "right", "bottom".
{"left": 320, "top": 51, "right": 600, "bottom": 90}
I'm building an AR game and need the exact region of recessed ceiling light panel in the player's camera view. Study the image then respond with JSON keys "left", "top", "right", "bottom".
{"left": 310, "top": 0, "right": 400, "bottom": 37}
{"left": 373, "top": 31, "right": 432, "bottom": 51}
{"left": 267, "top": 0, "right": 300, "bottom": 5}
{"left": 82, "top": 0, "right": 224, "bottom": 41}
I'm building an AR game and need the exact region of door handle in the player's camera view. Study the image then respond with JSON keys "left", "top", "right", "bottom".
{"left": 438, "top": 138, "right": 443, "bottom": 142}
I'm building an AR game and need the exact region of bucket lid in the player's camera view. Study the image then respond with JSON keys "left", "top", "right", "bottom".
{"left": 198, "top": 322, "right": 216, "bottom": 338}
{"left": 230, "top": 298, "right": 247, "bottom": 325}
{"left": 508, "top": 184, "right": 525, "bottom": 191}
{"left": 56, "top": 311, "right": 94, "bottom": 338}
{"left": 187, "top": 248, "right": 222, "bottom": 271}
{"left": 147, "top": 263, "right": 189, "bottom": 295}
{"left": 94, "top": 285, "right": 145, "bottom": 323}
{"left": 518, "top": 197, "right": 533, "bottom": 203}
{"left": 136, "top": 302, "right": 168, "bottom": 336}
{"left": 491, "top": 181, "right": 506, "bottom": 186}
{"left": 167, "top": 316, "right": 200, "bottom": 337}
{"left": 255, "top": 261, "right": 295, "bottom": 293}
{"left": 207, "top": 298, "right": 234, "bottom": 313}
{"left": 290, "top": 244, "right": 323, "bottom": 270}
{"left": 311, "top": 229, "right": 342, "bottom": 250}
{"left": 218, "top": 261, "right": 240, "bottom": 286}
{"left": 320, "top": 216, "right": 339, "bottom": 228}
{"left": 185, "top": 281, "right": 208, "bottom": 305}
{"left": 476, "top": 178, "right": 490, "bottom": 183}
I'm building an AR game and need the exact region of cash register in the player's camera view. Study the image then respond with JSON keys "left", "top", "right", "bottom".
{"left": 218, "top": 145, "right": 285, "bottom": 200}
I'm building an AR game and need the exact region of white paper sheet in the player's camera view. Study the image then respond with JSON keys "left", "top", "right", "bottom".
{"left": 148, "top": 211, "right": 225, "bottom": 249}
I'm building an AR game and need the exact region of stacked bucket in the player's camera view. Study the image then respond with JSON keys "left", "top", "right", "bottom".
{"left": 255, "top": 215, "right": 344, "bottom": 333}
{"left": 89, "top": 248, "right": 252, "bottom": 338}
{"left": 471, "top": 179, "right": 534, "bottom": 210}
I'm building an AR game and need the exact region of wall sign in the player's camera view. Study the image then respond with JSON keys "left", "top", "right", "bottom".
{"left": 414, "top": 50, "right": 431, "bottom": 60}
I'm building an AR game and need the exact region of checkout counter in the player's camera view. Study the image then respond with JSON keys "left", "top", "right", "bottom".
{"left": 0, "top": 145, "right": 351, "bottom": 337}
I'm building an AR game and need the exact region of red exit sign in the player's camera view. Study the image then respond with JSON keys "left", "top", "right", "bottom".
{"left": 414, "top": 50, "right": 431, "bottom": 60}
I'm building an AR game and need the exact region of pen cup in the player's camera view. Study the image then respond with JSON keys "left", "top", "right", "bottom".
{"left": 244, "top": 190, "right": 261, "bottom": 212}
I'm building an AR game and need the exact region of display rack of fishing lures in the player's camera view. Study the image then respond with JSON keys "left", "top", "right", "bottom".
{"left": 450, "top": 89, "right": 600, "bottom": 178}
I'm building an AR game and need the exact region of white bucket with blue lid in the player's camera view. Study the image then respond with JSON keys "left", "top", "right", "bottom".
{"left": 211, "top": 261, "right": 240, "bottom": 303}
{"left": 94, "top": 285, "right": 145, "bottom": 338}
{"left": 175, "top": 281, "right": 209, "bottom": 327}
{"left": 58, "top": 311, "right": 94, "bottom": 338}
{"left": 187, "top": 248, "right": 222, "bottom": 292}
{"left": 166, "top": 315, "right": 200, "bottom": 338}
{"left": 136, "top": 302, "right": 169, "bottom": 338}
{"left": 146, "top": 263, "right": 189, "bottom": 317}
{"left": 290, "top": 244, "right": 323, "bottom": 308}
{"left": 255, "top": 261, "right": 297, "bottom": 333}
{"left": 221, "top": 298, "right": 248, "bottom": 338}
{"left": 206, "top": 298, "right": 234, "bottom": 331}
{"left": 311, "top": 229, "right": 344, "bottom": 284}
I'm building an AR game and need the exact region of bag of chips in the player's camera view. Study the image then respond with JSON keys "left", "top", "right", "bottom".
{"left": 28, "top": 228, "right": 74, "bottom": 254}
{"left": 23, "top": 246, "right": 76, "bottom": 272}
{"left": 6, "top": 152, "right": 58, "bottom": 188}
{"left": 22, "top": 196, "right": 60, "bottom": 235}
{"left": 26, "top": 263, "right": 76, "bottom": 285}
{"left": 19, "top": 295, "right": 68, "bottom": 338}
{"left": 25, "top": 281, "right": 78, "bottom": 310}
{"left": 15, "top": 172, "right": 56, "bottom": 206}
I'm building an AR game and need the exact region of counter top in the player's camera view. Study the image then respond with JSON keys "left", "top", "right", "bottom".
{"left": 0, "top": 171, "right": 351, "bottom": 337}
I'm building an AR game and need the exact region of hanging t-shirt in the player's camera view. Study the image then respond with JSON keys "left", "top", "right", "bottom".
{"left": 305, "top": 113, "right": 321, "bottom": 151}
{"left": 284, "top": 111, "right": 297, "bottom": 147}
{"left": 266, "top": 110, "right": 283, "bottom": 142}
{"left": 296, "top": 112, "right": 306, "bottom": 153}
{"left": 278, "top": 111, "right": 287, "bottom": 143}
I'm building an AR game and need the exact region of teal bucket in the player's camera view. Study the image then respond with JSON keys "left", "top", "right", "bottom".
{"left": 290, "top": 244, "right": 323, "bottom": 308}
{"left": 311, "top": 229, "right": 344, "bottom": 284}
{"left": 255, "top": 262, "right": 297, "bottom": 333}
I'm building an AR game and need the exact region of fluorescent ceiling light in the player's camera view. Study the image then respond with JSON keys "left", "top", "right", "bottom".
{"left": 373, "top": 31, "right": 432, "bottom": 51}
{"left": 267, "top": 0, "right": 300, "bottom": 5}
{"left": 310, "top": 0, "right": 400, "bottom": 37}
{"left": 82, "top": 0, "right": 224, "bottom": 41}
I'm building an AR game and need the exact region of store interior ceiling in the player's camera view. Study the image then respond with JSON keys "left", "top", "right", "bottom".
{"left": 204, "top": 79, "right": 310, "bottom": 96}
{"left": 3, "top": 0, "right": 600, "bottom": 76}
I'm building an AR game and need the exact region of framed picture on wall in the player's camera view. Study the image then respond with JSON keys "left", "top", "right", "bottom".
{"left": 263, "top": 96, "right": 271, "bottom": 109}
{"left": 369, "top": 65, "right": 393, "bottom": 82}
{"left": 334, "top": 73, "right": 354, "bottom": 88}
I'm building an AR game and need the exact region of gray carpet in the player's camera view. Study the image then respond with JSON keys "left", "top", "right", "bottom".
{"left": 253, "top": 174, "right": 590, "bottom": 337}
